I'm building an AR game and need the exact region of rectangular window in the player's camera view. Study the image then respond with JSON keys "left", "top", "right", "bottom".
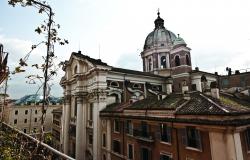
{"left": 14, "top": 119, "right": 17, "bottom": 124}
{"left": 102, "top": 133, "right": 106, "bottom": 147}
{"left": 35, "top": 110, "right": 38, "bottom": 114}
{"left": 160, "top": 154, "right": 172, "bottom": 160}
{"left": 186, "top": 127, "right": 202, "bottom": 150}
{"left": 25, "top": 110, "right": 28, "bottom": 115}
{"left": 141, "top": 147, "right": 151, "bottom": 160}
{"left": 114, "top": 119, "right": 120, "bottom": 133}
{"left": 126, "top": 120, "right": 133, "bottom": 135}
{"left": 141, "top": 121, "right": 148, "bottom": 138}
{"left": 89, "top": 103, "right": 93, "bottom": 120}
{"left": 23, "top": 129, "right": 26, "bottom": 133}
{"left": 245, "top": 128, "right": 250, "bottom": 151}
{"left": 88, "top": 103, "right": 93, "bottom": 127}
{"left": 15, "top": 110, "right": 18, "bottom": 115}
{"left": 74, "top": 98, "right": 77, "bottom": 117}
{"left": 89, "top": 134, "right": 93, "bottom": 145}
{"left": 34, "top": 118, "right": 37, "bottom": 122}
{"left": 33, "top": 128, "right": 37, "bottom": 133}
{"left": 128, "top": 144, "right": 134, "bottom": 160}
{"left": 112, "top": 140, "right": 121, "bottom": 154}
{"left": 160, "top": 123, "right": 171, "bottom": 143}
{"left": 24, "top": 119, "right": 27, "bottom": 123}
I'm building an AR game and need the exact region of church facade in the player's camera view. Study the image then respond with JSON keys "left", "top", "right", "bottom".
{"left": 60, "top": 12, "right": 250, "bottom": 160}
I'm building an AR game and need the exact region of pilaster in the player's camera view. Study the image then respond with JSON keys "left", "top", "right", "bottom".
{"left": 75, "top": 92, "right": 88, "bottom": 160}
{"left": 63, "top": 95, "right": 71, "bottom": 155}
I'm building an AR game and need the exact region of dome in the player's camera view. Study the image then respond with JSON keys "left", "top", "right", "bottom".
{"left": 15, "top": 94, "right": 62, "bottom": 105}
{"left": 173, "top": 34, "right": 186, "bottom": 46}
{"left": 143, "top": 11, "right": 177, "bottom": 50}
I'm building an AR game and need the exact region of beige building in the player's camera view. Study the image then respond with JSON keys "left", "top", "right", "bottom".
{"left": 4, "top": 94, "right": 62, "bottom": 134}
{"left": 60, "top": 11, "right": 250, "bottom": 160}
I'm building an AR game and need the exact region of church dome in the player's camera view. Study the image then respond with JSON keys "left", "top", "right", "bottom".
{"left": 173, "top": 35, "right": 186, "bottom": 46}
{"left": 143, "top": 11, "right": 177, "bottom": 50}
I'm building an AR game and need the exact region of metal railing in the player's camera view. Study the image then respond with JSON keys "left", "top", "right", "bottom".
{"left": 0, "top": 122, "right": 74, "bottom": 160}
{"left": 132, "top": 129, "right": 155, "bottom": 142}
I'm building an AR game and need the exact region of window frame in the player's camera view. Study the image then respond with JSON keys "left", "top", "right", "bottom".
{"left": 126, "top": 120, "right": 133, "bottom": 136}
{"left": 88, "top": 134, "right": 93, "bottom": 145}
{"left": 174, "top": 55, "right": 180, "bottom": 66}
{"left": 127, "top": 143, "right": 134, "bottom": 160}
{"left": 160, "top": 152, "right": 172, "bottom": 160}
{"left": 102, "top": 133, "right": 106, "bottom": 148}
{"left": 186, "top": 127, "right": 202, "bottom": 150}
{"left": 112, "top": 139, "right": 121, "bottom": 154}
{"left": 114, "top": 119, "right": 120, "bottom": 133}
{"left": 160, "top": 123, "right": 171, "bottom": 144}
{"left": 25, "top": 110, "right": 28, "bottom": 115}
{"left": 14, "top": 119, "right": 17, "bottom": 124}
{"left": 140, "top": 146, "right": 151, "bottom": 160}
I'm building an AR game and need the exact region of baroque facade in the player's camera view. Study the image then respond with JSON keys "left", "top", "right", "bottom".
{"left": 60, "top": 12, "right": 250, "bottom": 160}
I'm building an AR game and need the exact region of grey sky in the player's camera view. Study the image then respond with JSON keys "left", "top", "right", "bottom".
{"left": 0, "top": 0, "right": 250, "bottom": 98}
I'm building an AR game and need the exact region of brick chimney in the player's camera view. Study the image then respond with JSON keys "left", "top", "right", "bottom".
{"left": 210, "top": 81, "right": 219, "bottom": 99}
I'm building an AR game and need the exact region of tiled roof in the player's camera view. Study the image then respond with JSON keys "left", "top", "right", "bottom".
{"left": 101, "top": 92, "right": 250, "bottom": 116}
{"left": 126, "top": 95, "right": 187, "bottom": 110}
{"left": 72, "top": 52, "right": 108, "bottom": 66}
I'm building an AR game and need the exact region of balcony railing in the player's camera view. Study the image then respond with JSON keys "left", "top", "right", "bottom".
{"left": 0, "top": 122, "right": 74, "bottom": 160}
{"left": 132, "top": 129, "right": 155, "bottom": 142}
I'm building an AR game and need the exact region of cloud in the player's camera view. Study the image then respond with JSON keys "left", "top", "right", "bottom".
{"left": 115, "top": 52, "right": 142, "bottom": 71}
{"left": 0, "top": 35, "right": 63, "bottom": 99}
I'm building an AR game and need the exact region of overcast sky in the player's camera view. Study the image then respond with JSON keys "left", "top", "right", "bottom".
{"left": 0, "top": 0, "right": 250, "bottom": 99}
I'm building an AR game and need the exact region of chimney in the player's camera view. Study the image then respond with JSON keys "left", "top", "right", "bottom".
{"left": 183, "top": 93, "right": 190, "bottom": 100}
{"left": 210, "top": 81, "right": 219, "bottom": 99}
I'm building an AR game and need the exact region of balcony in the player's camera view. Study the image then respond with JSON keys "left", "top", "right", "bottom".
{"left": 133, "top": 129, "right": 155, "bottom": 143}
{"left": 0, "top": 122, "right": 74, "bottom": 160}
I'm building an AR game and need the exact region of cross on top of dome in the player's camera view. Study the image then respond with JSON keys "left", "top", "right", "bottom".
{"left": 154, "top": 9, "right": 164, "bottom": 29}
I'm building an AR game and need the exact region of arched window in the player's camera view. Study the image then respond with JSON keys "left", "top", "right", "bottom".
{"left": 161, "top": 56, "right": 166, "bottom": 69}
{"left": 175, "top": 55, "right": 180, "bottom": 66}
{"left": 148, "top": 58, "right": 152, "bottom": 71}
{"left": 74, "top": 65, "right": 78, "bottom": 74}
{"left": 186, "top": 54, "right": 190, "bottom": 66}
{"left": 110, "top": 81, "right": 119, "bottom": 88}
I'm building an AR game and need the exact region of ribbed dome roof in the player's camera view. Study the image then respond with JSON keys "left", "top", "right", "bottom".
{"left": 144, "top": 11, "right": 177, "bottom": 50}
{"left": 173, "top": 35, "right": 186, "bottom": 46}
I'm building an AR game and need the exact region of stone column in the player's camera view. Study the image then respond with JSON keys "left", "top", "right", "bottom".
{"left": 93, "top": 94, "right": 106, "bottom": 160}
{"left": 63, "top": 95, "right": 71, "bottom": 155}
{"left": 75, "top": 94, "right": 87, "bottom": 160}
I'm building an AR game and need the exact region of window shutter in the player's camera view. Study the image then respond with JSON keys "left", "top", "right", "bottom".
{"left": 155, "top": 124, "right": 161, "bottom": 140}
{"left": 167, "top": 126, "right": 172, "bottom": 143}
{"left": 180, "top": 128, "right": 187, "bottom": 146}
{"left": 196, "top": 130, "right": 202, "bottom": 150}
